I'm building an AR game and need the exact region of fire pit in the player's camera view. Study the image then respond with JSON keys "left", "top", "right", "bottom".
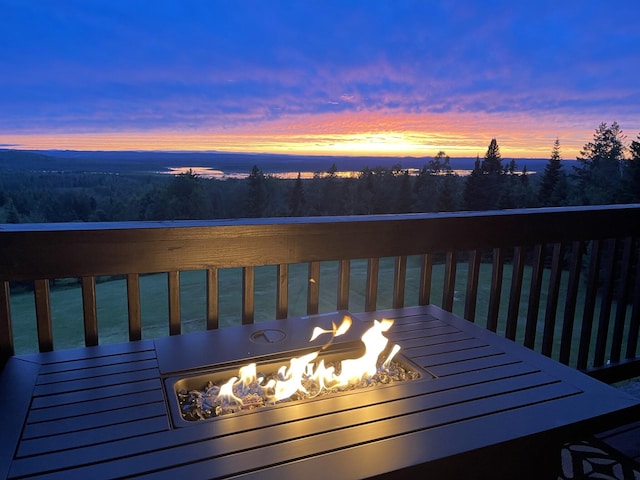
{"left": 8, "top": 305, "right": 640, "bottom": 479}
{"left": 165, "top": 315, "right": 427, "bottom": 427}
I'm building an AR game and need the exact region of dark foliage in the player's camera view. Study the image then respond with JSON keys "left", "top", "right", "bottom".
{"left": 1, "top": 124, "right": 640, "bottom": 224}
{"left": 539, "top": 138, "right": 567, "bottom": 206}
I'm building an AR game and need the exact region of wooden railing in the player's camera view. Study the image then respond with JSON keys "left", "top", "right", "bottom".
{"left": 1, "top": 205, "right": 640, "bottom": 382}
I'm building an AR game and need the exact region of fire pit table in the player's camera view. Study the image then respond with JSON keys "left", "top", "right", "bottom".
{"left": 2, "top": 305, "right": 639, "bottom": 479}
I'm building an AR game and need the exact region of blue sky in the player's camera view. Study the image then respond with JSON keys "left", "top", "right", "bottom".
{"left": 1, "top": 0, "right": 639, "bottom": 157}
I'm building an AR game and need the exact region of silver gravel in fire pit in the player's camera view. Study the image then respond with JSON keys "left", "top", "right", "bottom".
{"left": 164, "top": 316, "right": 429, "bottom": 428}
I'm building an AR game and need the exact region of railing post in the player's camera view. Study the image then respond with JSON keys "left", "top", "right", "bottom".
{"left": 365, "top": 258, "right": 379, "bottom": 312}
{"left": 558, "top": 241, "right": 584, "bottom": 365}
{"left": 418, "top": 254, "right": 432, "bottom": 306}
{"left": 393, "top": 256, "right": 407, "bottom": 309}
{"left": 81, "top": 276, "right": 98, "bottom": 347}
{"left": 242, "top": 266, "right": 255, "bottom": 324}
{"left": 168, "top": 271, "right": 181, "bottom": 335}
{"left": 505, "top": 247, "right": 526, "bottom": 341}
{"left": 487, "top": 248, "right": 505, "bottom": 332}
{"left": 577, "top": 240, "right": 603, "bottom": 370}
{"left": 34, "top": 279, "right": 53, "bottom": 352}
{"left": 126, "top": 273, "right": 142, "bottom": 341}
{"left": 442, "top": 251, "right": 457, "bottom": 312}
{"left": 337, "top": 260, "right": 350, "bottom": 311}
{"left": 541, "top": 243, "right": 564, "bottom": 358}
{"left": 625, "top": 247, "right": 640, "bottom": 360}
{"left": 307, "top": 262, "right": 320, "bottom": 315}
{"left": 0, "top": 280, "right": 14, "bottom": 365}
{"left": 464, "top": 250, "right": 481, "bottom": 323}
{"left": 593, "top": 239, "right": 617, "bottom": 367}
{"left": 276, "top": 264, "right": 289, "bottom": 320}
{"left": 524, "top": 244, "right": 544, "bottom": 349}
{"left": 206, "top": 268, "right": 219, "bottom": 330}
{"left": 610, "top": 237, "right": 633, "bottom": 363}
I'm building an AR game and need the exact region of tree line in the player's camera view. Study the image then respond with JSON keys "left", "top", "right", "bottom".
{"left": 1, "top": 122, "right": 639, "bottom": 224}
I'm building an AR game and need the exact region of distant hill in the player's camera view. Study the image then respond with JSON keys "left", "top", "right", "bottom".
{"left": 0, "top": 149, "right": 563, "bottom": 176}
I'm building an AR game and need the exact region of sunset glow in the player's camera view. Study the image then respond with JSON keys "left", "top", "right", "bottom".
{"left": 0, "top": 111, "right": 607, "bottom": 159}
{"left": 1, "top": 1, "right": 639, "bottom": 160}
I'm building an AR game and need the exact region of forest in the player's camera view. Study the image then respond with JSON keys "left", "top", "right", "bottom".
{"left": 1, "top": 122, "right": 639, "bottom": 224}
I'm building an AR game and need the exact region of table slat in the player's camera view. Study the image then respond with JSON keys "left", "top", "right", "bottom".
{"left": 6, "top": 305, "right": 640, "bottom": 480}
{"left": 27, "top": 388, "right": 165, "bottom": 424}
{"left": 8, "top": 361, "right": 540, "bottom": 477}
{"left": 36, "top": 358, "right": 158, "bottom": 384}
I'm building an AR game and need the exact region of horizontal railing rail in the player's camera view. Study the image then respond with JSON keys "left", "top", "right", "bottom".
{"left": 1, "top": 204, "right": 640, "bottom": 382}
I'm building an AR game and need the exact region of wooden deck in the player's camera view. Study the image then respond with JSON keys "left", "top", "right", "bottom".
{"left": 3, "top": 205, "right": 640, "bottom": 387}
{"left": 598, "top": 420, "right": 640, "bottom": 462}
{"left": 2, "top": 305, "right": 640, "bottom": 479}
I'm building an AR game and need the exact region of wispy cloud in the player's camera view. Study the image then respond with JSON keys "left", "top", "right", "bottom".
{"left": 1, "top": 0, "right": 639, "bottom": 157}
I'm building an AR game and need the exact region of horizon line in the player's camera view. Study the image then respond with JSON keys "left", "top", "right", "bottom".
{"left": 1, "top": 146, "right": 557, "bottom": 161}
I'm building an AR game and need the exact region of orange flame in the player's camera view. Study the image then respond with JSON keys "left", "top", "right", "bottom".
{"left": 214, "top": 315, "right": 399, "bottom": 407}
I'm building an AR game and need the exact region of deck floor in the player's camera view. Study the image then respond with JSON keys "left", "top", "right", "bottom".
{"left": 558, "top": 380, "right": 640, "bottom": 479}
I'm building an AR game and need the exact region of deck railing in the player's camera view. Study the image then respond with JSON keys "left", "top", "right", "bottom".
{"left": 1, "top": 204, "right": 640, "bottom": 381}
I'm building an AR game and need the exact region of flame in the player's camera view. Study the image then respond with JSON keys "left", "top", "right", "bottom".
{"left": 272, "top": 351, "right": 319, "bottom": 401}
{"left": 218, "top": 376, "right": 243, "bottom": 405}
{"left": 327, "top": 319, "right": 394, "bottom": 387}
{"left": 203, "top": 316, "right": 400, "bottom": 411}
{"left": 383, "top": 344, "right": 401, "bottom": 368}
{"left": 309, "top": 316, "right": 352, "bottom": 342}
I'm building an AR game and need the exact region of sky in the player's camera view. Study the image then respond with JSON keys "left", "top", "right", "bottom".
{"left": 1, "top": 0, "right": 639, "bottom": 159}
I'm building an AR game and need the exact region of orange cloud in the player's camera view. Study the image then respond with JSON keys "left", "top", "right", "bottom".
{"left": 0, "top": 110, "right": 630, "bottom": 159}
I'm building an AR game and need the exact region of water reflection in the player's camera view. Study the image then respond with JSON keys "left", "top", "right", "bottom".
{"left": 162, "top": 166, "right": 476, "bottom": 180}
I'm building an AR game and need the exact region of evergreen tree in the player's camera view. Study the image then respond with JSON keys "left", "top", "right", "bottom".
{"left": 357, "top": 166, "right": 396, "bottom": 214}
{"left": 505, "top": 159, "right": 516, "bottom": 175}
{"left": 428, "top": 151, "right": 452, "bottom": 175}
{"left": 395, "top": 169, "right": 413, "bottom": 213}
{"left": 289, "top": 172, "right": 306, "bottom": 216}
{"left": 463, "top": 155, "right": 484, "bottom": 210}
{"left": 482, "top": 138, "right": 502, "bottom": 174}
{"left": 411, "top": 165, "right": 432, "bottom": 212}
{"left": 340, "top": 177, "right": 360, "bottom": 215}
{"left": 464, "top": 139, "right": 505, "bottom": 210}
{"left": 322, "top": 163, "right": 341, "bottom": 214}
{"left": 512, "top": 166, "right": 536, "bottom": 208}
{"left": 3, "top": 198, "right": 20, "bottom": 223}
{"left": 573, "top": 122, "right": 626, "bottom": 205}
{"left": 304, "top": 172, "right": 324, "bottom": 215}
{"left": 246, "top": 165, "right": 268, "bottom": 217}
{"left": 413, "top": 153, "right": 459, "bottom": 212}
{"left": 621, "top": 133, "right": 640, "bottom": 202}
{"left": 138, "top": 170, "right": 211, "bottom": 220}
{"left": 538, "top": 138, "right": 567, "bottom": 206}
{"left": 165, "top": 169, "right": 210, "bottom": 219}
{"left": 437, "top": 172, "right": 459, "bottom": 212}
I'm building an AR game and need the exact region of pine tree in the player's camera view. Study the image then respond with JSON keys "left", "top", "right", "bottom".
{"left": 621, "top": 134, "right": 640, "bottom": 202}
{"left": 573, "top": 122, "right": 626, "bottom": 205}
{"left": 395, "top": 170, "right": 412, "bottom": 213}
{"left": 437, "top": 173, "right": 459, "bottom": 212}
{"left": 428, "top": 151, "right": 452, "bottom": 174}
{"left": 246, "top": 165, "right": 267, "bottom": 217}
{"left": 463, "top": 139, "right": 504, "bottom": 210}
{"left": 289, "top": 172, "right": 306, "bottom": 216}
{"left": 482, "top": 138, "right": 502, "bottom": 174}
{"left": 463, "top": 155, "right": 485, "bottom": 210}
{"left": 538, "top": 138, "right": 566, "bottom": 206}
{"left": 322, "top": 163, "right": 341, "bottom": 214}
